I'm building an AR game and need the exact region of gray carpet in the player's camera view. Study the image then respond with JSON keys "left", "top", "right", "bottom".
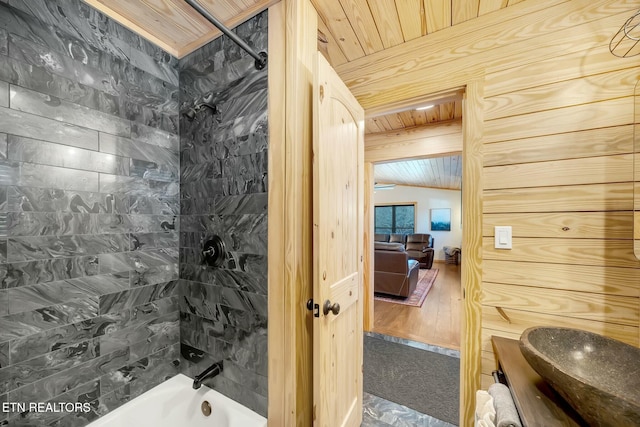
{"left": 363, "top": 335, "right": 460, "bottom": 425}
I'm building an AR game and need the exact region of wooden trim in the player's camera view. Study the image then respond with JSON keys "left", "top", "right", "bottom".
{"left": 460, "top": 78, "right": 484, "bottom": 427}
{"left": 286, "top": 0, "right": 316, "bottom": 424}
{"left": 364, "top": 162, "right": 374, "bottom": 331}
{"left": 267, "top": 3, "right": 289, "bottom": 425}
{"left": 366, "top": 132, "right": 462, "bottom": 163}
{"left": 268, "top": 1, "right": 316, "bottom": 425}
{"left": 362, "top": 79, "right": 484, "bottom": 427}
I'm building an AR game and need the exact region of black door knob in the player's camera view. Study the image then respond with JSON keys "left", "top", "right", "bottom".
{"left": 323, "top": 300, "right": 340, "bottom": 316}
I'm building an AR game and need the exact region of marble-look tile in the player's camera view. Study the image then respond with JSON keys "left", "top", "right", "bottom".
{"left": 0, "top": 297, "right": 98, "bottom": 342}
{"left": 15, "top": 379, "right": 102, "bottom": 427}
{"left": 129, "top": 195, "right": 178, "bottom": 215}
{"left": 66, "top": 273, "right": 130, "bottom": 296}
{"left": 99, "top": 133, "right": 178, "bottom": 171}
{"left": 131, "top": 232, "right": 178, "bottom": 251}
{"left": 362, "top": 392, "right": 456, "bottom": 427}
{"left": 127, "top": 47, "right": 179, "bottom": 87}
{"left": 226, "top": 327, "right": 267, "bottom": 376}
{"left": 7, "top": 30, "right": 178, "bottom": 113}
{"left": 0, "top": 27, "right": 6, "bottom": 56}
{"left": 6, "top": 134, "right": 132, "bottom": 184}
{"left": 0, "top": 53, "right": 176, "bottom": 134}
{"left": 99, "top": 173, "right": 179, "bottom": 198}
{"left": 130, "top": 158, "right": 177, "bottom": 182}
{"left": 7, "top": 33, "right": 117, "bottom": 97}
{"left": 127, "top": 343, "right": 180, "bottom": 397}
{"left": 101, "top": 342, "right": 179, "bottom": 396}
{"left": 0, "top": 341, "right": 7, "bottom": 368}
{"left": 364, "top": 332, "right": 460, "bottom": 359}
{"left": 8, "top": 320, "right": 95, "bottom": 365}
{"left": 128, "top": 317, "right": 179, "bottom": 362}
{"left": 215, "top": 374, "right": 267, "bottom": 417}
{"left": 8, "top": 347, "right": 129, "bottom": 402}
{"left": 131, "top": 123, "right": 179, "bottom": 151}
{"left": 9, "top": 85, "right": 131, "bottom": 137}
{"left": 179, "top": 265, "right": 267, "bottom": 295}
{"left": 0, "top": 51, "right": 123, "bottom": 114}
{"left": 7, "top": 280, "right": 98, "bottom": 314}
{"left": 0, "top": 256, "right": 99, "bottom": 289}
{"left": 179, "top": 301, "right": 266, "bottom": 334}
{"left": 0, "top": 106, "right": 98, "bottom": 151}
{"left": 223, "top": 360, "right": 267, "bottom": 396}
{"left": 98, "top": 248, "right": 178, "bottom": 275}
{"left": 100, "top": 311, "right": 178, "bottom": 357}
{"left": 6, "top": 187, "right": 128, "bottom": 214}
{"left": 7, "top": 0, "right": 179, "bottom": 87}
{"left": 6, "top": 211, "right": 96, "bottom": 237}
{"left": 99, "top": 281, "right": 178, "bottom": 314}
{"left": 0, "top": 338, "right": 99, "bottom": 394}
{"left": 0, "top": 161, "right": 99, "bottom": 192}
{"left": 8, "top": 309, "right": 132, "bottom": 364}
{"left": 0, "top": 290, "right": 6, "bottom": 317}
{"left": 0, "top": 81, "right": 6, "bottom": 108}
{"left": 7, "top": 233, "right": 129, "bottom": 262}
{"left": 15, "top": 0, "right": 180, "bottom": 94}
{"left": 130, "top": 263, "right": 178, "bottom": 288}
{"left": 179, "top": 310, "right": 238, "bottom": 345}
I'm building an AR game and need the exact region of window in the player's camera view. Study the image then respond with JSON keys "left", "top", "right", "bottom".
{"left": 374, "top": 204, "right": 415, "bottom": 234}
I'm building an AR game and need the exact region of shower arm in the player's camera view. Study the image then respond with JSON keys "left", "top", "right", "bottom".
{"left": 184, "top": 0, "right": 268, "bottom": 70}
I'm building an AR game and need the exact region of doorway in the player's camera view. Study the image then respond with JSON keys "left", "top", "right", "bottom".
{"left": 371, "top": 158, "right": 462, "bottom": 350}
{"left": 361, "top": 83, "right": 484, "bottom": 426}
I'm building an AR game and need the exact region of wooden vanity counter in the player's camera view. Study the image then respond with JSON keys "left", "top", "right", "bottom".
{"left": 491, "top": 336, "right": 587, "bottom": 427}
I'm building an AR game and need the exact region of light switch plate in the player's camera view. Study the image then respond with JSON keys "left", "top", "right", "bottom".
{"left": 494, "top": 226, "right": 512, "bottom": 249}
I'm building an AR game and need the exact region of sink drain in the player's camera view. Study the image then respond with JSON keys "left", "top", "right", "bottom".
{"left": 201, "top": 400, "right": 212, "bottom": 416}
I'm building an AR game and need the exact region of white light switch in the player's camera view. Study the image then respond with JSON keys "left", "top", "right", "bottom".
{"left": 494, "top": 226, "right": 512, "bottom": 249}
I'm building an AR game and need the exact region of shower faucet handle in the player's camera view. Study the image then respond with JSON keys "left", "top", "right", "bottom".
{"left": 201, "top": 235, "right": 226, "bottom": 267}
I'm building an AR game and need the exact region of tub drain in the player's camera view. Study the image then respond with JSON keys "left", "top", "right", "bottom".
{"left": 201, "top": 400, "right": 212, "bottom": 416}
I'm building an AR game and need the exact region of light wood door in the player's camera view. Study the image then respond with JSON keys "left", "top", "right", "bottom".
{"left": 312, "top": 52, "right": 365, "bottom": 427}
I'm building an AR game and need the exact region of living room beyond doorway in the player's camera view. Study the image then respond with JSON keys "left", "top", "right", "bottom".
{"left": 372, "top": 261, "right": 461, "bottom": 350}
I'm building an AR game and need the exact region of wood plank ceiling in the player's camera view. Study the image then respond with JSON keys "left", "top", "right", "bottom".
{"left": 85, "top": 0, "right": 511, "bottom": 189}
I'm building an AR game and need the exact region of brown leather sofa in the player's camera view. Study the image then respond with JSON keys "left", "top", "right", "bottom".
{"left": 374, "top": 243, "right": 419, "bottom": 297}
{"left": 375, "top": 233, "right": 435, "bottom": 269}
{"left": 406, "top": 233, "right": 435, "bottom": 269}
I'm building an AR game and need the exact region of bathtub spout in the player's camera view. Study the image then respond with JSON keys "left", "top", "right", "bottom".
{"left": 193, "top": 360, "right": 224, "bottom": 389}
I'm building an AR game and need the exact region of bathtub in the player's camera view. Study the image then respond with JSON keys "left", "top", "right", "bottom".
{"left": 87, "top": 374, "right": 267, "bottom": 427}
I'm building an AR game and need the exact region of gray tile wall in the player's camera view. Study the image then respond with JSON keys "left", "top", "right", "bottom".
{"left": 0, "top": 0, "right": 181, "bottom": 425}
{"left": 178, "top": 11, "right": 269, "bottom": 417}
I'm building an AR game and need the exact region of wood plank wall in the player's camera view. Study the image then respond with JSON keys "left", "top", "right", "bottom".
{"left": 337, "top": 0, "right": 640, "bottom": 423}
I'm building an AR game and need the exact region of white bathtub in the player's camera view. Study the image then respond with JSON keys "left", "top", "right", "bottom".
{"left": 87, "top": 374, "right": 267, "bottom": 427}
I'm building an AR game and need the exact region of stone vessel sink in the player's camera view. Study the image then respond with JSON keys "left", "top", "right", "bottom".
{"left": 519, "top": 327, "right": 640, "bottom": 427}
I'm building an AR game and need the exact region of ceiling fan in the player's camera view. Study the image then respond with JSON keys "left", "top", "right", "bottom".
{"left": 373, "top": 183, "right": 396, "bottom": 190}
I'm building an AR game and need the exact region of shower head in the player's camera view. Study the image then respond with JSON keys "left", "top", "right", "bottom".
{"left": 183, "top": 102, "right": 219, "bottom": 121}
{"left": 184, "top": 93, "right": 219, "bottom": 121}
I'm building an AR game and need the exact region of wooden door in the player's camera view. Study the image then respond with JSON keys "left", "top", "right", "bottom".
{"left": 312, "top": 52, "right": 365, "bottom": 427}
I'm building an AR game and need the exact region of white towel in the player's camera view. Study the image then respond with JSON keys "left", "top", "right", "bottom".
{"left": 475, "top": 390, "right": 496, "bottom": 427}
{"left": 488, "top": 383, "right": 522, "bottom": 427}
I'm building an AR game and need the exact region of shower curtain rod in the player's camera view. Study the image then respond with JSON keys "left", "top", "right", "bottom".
{"left": 184, "top": 0, "right": 267, "bottom": 70}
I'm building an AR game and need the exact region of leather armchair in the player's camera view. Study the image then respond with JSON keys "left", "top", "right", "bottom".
{"left": 374, "top": 247, "right": 419, "bottom": 297}
{"left": 405, "top": 233, "right": 435, "bottom": 269}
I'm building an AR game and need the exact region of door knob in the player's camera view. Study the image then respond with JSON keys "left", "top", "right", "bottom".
{"left": 323, "top": 300, "right": 340, "bottom": 316}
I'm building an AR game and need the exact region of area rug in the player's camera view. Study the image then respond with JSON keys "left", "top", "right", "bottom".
{"left": 374, "top": 269, "right": 439, "bottom": 307}
{"left": 363, "top": 334, "right": 460, "bottom": 425}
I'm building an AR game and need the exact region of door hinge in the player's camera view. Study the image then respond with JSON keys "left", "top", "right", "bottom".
{"left": 306, "top": 299, "right": 319, "bottom": 318}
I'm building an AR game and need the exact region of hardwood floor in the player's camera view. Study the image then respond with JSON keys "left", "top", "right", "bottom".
{"left": 372, "top": 262, "right": 462, "bottom": 350}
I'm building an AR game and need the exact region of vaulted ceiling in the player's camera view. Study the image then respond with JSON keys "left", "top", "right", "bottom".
{"left": 86, "top": 0, "right": 481, "bottom": 190}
